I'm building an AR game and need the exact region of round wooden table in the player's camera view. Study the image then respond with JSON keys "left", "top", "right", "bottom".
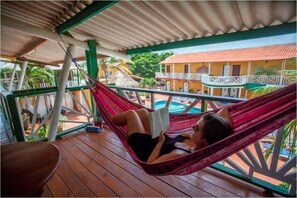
{"left": 1, "top": 141, "right": 61, "bottom": 197}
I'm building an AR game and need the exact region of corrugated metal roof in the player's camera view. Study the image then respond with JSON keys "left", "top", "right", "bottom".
{"left": 0, "top": 1, "right": 296, "bottom": 64}
{"left": 161, "top": 43, "right": 297, "bottom": 64}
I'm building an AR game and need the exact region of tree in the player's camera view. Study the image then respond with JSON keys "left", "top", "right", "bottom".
{"left": 130, "top": 52, "right": 173, "bottom": 78}
{"left": 254, "top": 65, "right": 278, "bottom": 76}
{"left": 24, "top": 66, "right": 55, "bottom": 88}
{"left": 139, "top": 78, "right": 157, "bottom": 89}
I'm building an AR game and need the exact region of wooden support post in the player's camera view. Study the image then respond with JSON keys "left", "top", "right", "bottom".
{"left": 48, "top": 45, "right": 77, "bottom": 142}
{"left": 17, "top": 61, "right": 28, "bottom": 90}
{"left": 8, "top": 63, "right": 18, "bottom": 92}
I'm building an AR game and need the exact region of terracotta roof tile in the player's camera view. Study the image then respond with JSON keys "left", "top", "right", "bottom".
{"left": 161, "top": 43, "right": 297, "bottom": 64}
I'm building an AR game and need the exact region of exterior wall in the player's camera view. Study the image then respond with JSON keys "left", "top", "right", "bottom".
{"left": 161, "top": 59, "right": 293, "bottom": 97}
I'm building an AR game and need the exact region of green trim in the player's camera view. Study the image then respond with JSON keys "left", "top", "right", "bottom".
{"left": 211, "top": 163, "right": 293, "bottom": 197}
{"left": 86, "top": 39, "right": 99, "bottom": 120}
{"left": 37, "top": 124, "right": 88, "bottom": 141}
{"left": 246, "top": 83, "right": 267, "bottom": 91}
{"left": 11, "top": 86, "right": 88, "bottom": 97}
{"left": 202, "top": 83, "right": 246, "bottom": 88}
{"left": 85, "top": 40, "right": 98, "bottom": 79}
{"left": 126, "top": 22, "right": 296, "bottom": 54}
{"left": 57, "top": 1, "right": 119, "bottom": 33}
{"left": 6, "top": 94, "right": 25, "bottom": 141}
{"left": 55, "top": 124, "right": 88, "bottom": 139}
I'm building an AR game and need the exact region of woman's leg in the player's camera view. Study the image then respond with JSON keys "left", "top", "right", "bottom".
{"left": 112, "top": 110, "right": 147, "bottom": 136}
{"left": 135, "top": 108, "right": 151, "bottom": 135}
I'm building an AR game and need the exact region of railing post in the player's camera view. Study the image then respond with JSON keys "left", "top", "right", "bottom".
{"left": 151, "top": 93, "right": 155, "bottom": 110}
{"left": 8, "top": 63, "right": 18, "bottom": 92}
{"left": 201, "top": 99, "right": 206, "bottom": 112}
{"left": 17, "top": 61, "right": 28, "bottom": 90}
{"left": 48, "top": 45, "right": 77, "bottom": 142}
{"left": 6, "top": 94, "right": 25, "bottom": 141}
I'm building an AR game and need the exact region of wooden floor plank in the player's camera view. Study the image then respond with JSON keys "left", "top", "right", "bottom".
{"left": 41, "top": 184, "right": 52, "bottom": 197}
{"left": 44, "top": 127, "right": 275, "bottom": 197}
{"left": 86, "top": 132, "right": 212, "bottom": 197}
{"left": 46, "top": 173, "right": 74, "bottom": 197}
{"left": 60, "top": 136, "right": 141, "bottom": 197}
{"left": 56, "top": 160, "right": 95, "bottom": 197}
{"left": 88, "top": 130, "right": 214, "bottom": 197}
{"left": 177, "top": 174, "right": 238, "bottom": 197}
{"left": 76, "top": 132, "right": 188, "bottom": 197}
{"left": 55, "top": 140, "right": 117, "bottom": 197}
{"left": 91, "top": 128, "right": 275, "bottom": 197}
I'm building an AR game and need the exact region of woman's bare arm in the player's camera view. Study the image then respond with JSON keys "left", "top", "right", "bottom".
{"left": 147, "top": 132, "right": 165, "bottom": 163}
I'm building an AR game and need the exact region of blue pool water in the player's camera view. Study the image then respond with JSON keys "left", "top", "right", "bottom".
{"left": 155, "top": 100, "right": 201, "bottom": 114}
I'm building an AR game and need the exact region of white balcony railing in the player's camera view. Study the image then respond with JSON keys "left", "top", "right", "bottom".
{"left": 201, "top": 75, "right": 248, "bottom": 85}
{"left": 156, "top": 72, "right": 296, "bottom": 86}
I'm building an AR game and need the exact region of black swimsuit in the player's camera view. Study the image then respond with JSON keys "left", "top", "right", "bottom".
{"left": 127, "top": 133, "right": 191, "bottom": 162}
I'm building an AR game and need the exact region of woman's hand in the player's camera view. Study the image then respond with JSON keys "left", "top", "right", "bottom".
{"left": 158, "top": 131, "right": 166, "bottom": 143}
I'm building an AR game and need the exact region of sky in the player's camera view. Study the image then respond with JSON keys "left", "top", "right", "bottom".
{"left": 160, "top": 33, "right": 297, "bottom": 55}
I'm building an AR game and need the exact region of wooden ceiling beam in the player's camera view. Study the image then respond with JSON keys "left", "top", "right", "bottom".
{"left": 16, "top": 37, "right": 47, "bottom": 57}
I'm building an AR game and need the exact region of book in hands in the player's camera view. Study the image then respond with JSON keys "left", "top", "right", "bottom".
{"left": 148, "top": 107, "right": 170, "bottom": 139}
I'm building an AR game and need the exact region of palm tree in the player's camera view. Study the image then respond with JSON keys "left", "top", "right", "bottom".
{"left": 24, "top": 66, "right": 55, "bottom": 88}
{"left": 251, "top": 86, "right": 296, "bottom": 159}
{"left": 254, "top": 65, "right": 278, "bottom": 76}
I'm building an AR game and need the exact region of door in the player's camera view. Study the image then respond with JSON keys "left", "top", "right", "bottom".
{"left": 184, "top": 64, "right": 189, "bottom": 73}
{"left": 166, "top": 81, "right": 170, "bottom": 91}
{"left": 183, "top": 82, "right": 189, "bottom": 93}
{"left": 222, "top": 64, "right": 231, "bottom": 97}
{"left": 166, "top": 65, "right": 170, "bottom": 73}
{"left": 232, "top": 65, "right": 240, "bottom": 76}
{"left": 231, "top": 65, "right": 240, "bottom": 97}
{"left": 223, "top": 64, "right": 230, "bottom": 76}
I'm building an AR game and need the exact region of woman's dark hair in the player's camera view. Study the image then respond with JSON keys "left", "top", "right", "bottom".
{"left": 201, "top": 113, "right": 233, "bottom": 145}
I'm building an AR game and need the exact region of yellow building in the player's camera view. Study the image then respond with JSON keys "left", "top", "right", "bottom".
{"left": 159, "top": 43, "right": 296, "bottom": 98}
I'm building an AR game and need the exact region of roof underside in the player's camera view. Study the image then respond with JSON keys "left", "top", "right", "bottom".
{"left": 161, "top": 43, "right": 297, "bottom": 64}
{"left": 1, "top": 1, "right": 296, "bottom": 65}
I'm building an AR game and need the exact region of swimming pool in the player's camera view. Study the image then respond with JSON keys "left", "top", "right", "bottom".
{"left": 155, "top": 100, "right": 201, "bottom": 114}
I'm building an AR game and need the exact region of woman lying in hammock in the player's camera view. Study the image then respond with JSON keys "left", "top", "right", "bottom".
{"left": 112, "top": 108, "right": 233, "bottom": 163}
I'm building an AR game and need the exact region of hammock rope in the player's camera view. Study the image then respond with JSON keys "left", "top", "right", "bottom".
{"left": 87, "top": 76, "right": 296, "bottom": 176}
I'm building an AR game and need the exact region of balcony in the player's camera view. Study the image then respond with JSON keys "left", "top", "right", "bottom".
{"left": 0, "top": 120, "right": 281, "bottom": 197}
{"left": 1, "top": 85, "right": 295, "bottom": 196}
{"left": 156, "top": 72, "right": 296, "bottom": 86}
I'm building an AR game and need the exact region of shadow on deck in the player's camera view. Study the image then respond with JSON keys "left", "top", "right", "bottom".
{"left": 42, "top": 126, "right": 276, "bottom": 197}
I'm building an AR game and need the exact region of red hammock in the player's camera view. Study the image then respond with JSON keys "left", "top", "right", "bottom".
{"left": 87, "top": 79, "right": 296, "bottom": 176}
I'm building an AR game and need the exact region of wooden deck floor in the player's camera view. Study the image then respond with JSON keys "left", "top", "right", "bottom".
{"left": 41, "top": 126, "right": 277, "bottom": 197}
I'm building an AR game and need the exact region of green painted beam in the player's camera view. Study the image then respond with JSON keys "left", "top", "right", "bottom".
{"left": 85, "top": 40, "right": 98, "bottom": 79}
{"left": 126, "top": 22, "right": 297, "bottom": 54}
{"left": 57, "top": 1, "right": 119, "bottom": 34}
